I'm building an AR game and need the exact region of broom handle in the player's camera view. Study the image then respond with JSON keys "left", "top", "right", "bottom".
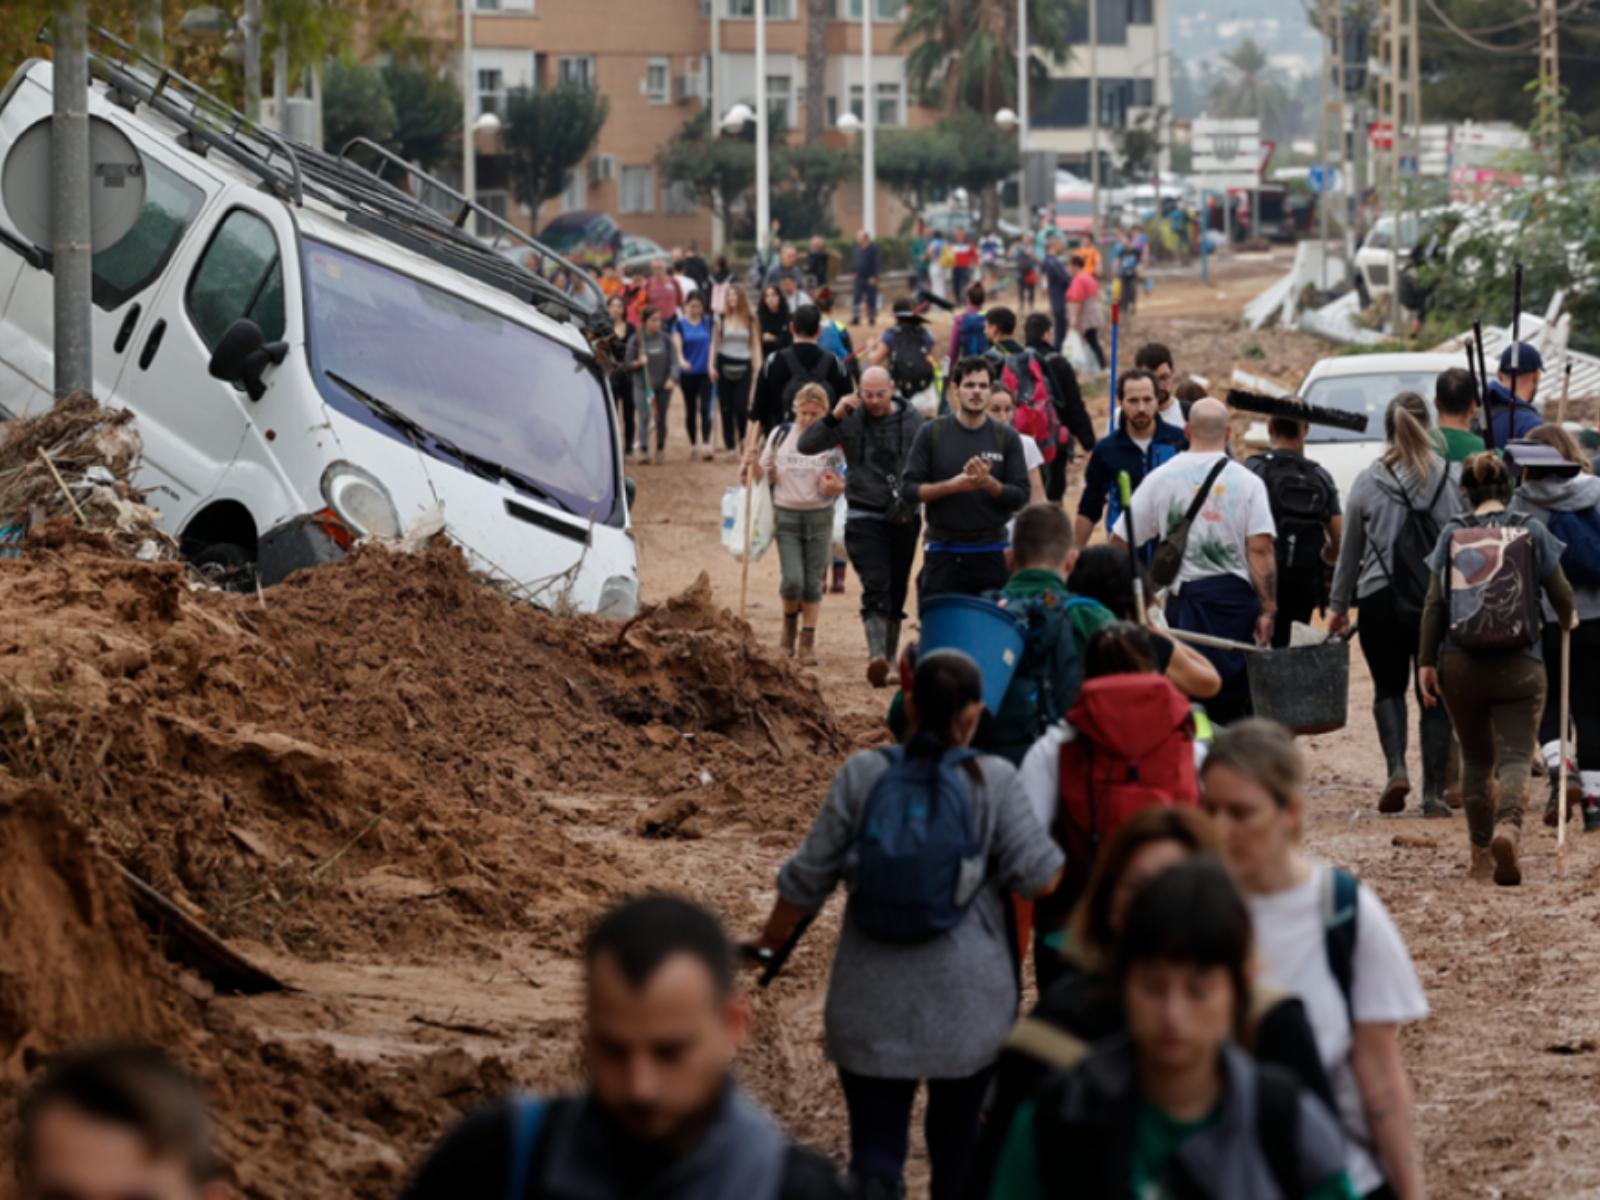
{"left": 1559, "top": 626, "right": 1572, "bottom": 876}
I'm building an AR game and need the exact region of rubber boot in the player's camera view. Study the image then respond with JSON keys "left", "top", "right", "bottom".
{"left": 780, "top": 611, "right": 800, "bottom": 657}
{"left": 798, "top": 627, "right": 818, "bottom": 667}
{"left": 1419, "top": 708, "right": 1454, "bottom": 818}
{"left": 830, "top": 562, "right": 847, "bottom": 594}
{"left": 864, "top": 615, "right": 890, "bottom": 687}
{"left": 1373, "top": 697, "right": 1411, "bottom": 813}
{"left": 1490, "top": 819, "right": 1522, "bottom": 887}
{"left": 885, "top": 619, "right": 902, "bottom": 665}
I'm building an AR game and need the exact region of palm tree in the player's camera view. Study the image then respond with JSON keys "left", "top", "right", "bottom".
{"left": 1205, "top": 38, "right": 1287, "bottom": 122}
{"left": 804, "top": 0, "right": 829, "bottom": 141}
{"left": 897, "top": 0, "right": 1071, "bottom": 118}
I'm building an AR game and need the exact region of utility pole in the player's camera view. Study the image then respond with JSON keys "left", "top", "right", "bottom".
{"left": 52, "top": 0, "right": 93, "bottom": 400}
{"left": 1319, "top": 0, "right": 1336, "bottom": 288}
{"left": 1017, "top": 0, "right": 1029, "bottom": 228}
{"left": 136, "top": 0, "right": 164, "bottom": 62}
{"left": 1537, "top": 0, "right": 1561, "bottom": 166}
{"left": 756, "top": 0, "right": 770, "bottom": 265}
{"left": 710, "top": 0, "right": 722, "bottom": 251}
{"left": 1089, "top": 0, "right": 1099, "bottom": 240}
{"left": 1378, "top": 0, "right": 1417, "bottom": 332}
{"left": 242, "top": 0, "right": 263, "bottom": 121}
{"left": 462, "top": 0, "right": 476, "bottom": 206}
{"left": 862, "top": 0, "right": 875, "bottom": 237}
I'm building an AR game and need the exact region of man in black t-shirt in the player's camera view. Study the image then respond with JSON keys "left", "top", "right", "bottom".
{"left": 747, "top": 305, "right": 852, "bottom": 442}
{"left": 402, "top": 897, "right": 846, "bottom": 1200}
{"left": 1244, "top": 416, "right": 1342, "bottom": 648}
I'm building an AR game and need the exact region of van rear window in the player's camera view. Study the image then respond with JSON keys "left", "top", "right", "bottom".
{"left": 91, "top": 158, "right": 204, "bottom": 310}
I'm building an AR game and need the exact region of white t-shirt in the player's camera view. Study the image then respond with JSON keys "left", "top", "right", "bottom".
{"left": 1158, "top": 401, "right": 1186, "bottom": 430}
{"left": 1250, "top": 863, "right": 1430, "bottom": 1195}
{"left": 1129, "top": 451, "right": 1276, "bottom": 589}
{"left": 1020, "top": 436, "right": 1044, "bottom": 474}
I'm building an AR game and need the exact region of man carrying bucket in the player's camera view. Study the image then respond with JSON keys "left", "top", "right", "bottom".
{"left": 902, "top": 357, "right": 1032, "bottom": 606}
{"left": 1121, "top": 398, "right": 1277, "bottom": 726}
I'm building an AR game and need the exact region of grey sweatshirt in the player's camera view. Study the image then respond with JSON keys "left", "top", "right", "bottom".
{"left": 777, "top": 749, "right": 1062, "bottom": 1078}
{"left": 902, "top": 416, "right": 1031, "bottom": 545}
{"left": 1330, "top": 458, "right": 1463, "bottom": 611}
{"left": 625, "top": 329, "right": 678, "bottom": 396}
{"left": 1510, "top": 473, "right": 1600, "bottom": 622}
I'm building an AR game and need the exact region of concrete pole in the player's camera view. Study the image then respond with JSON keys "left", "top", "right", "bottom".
{"left": 243, "top": 0, "right": 263, "bottom": 121}
{"left": 462, "top": 0, "right": 476, "bottom": 208}
{"left": 1018, "top": 0, "right": 1029, "bottom": 226}
{"left": 52, "top": 0, "right": 93, "bottom": 401}
{"left": 272, "top": 25, "right": 288, "bottom": 134}
{"left": 862, "top": 0, "right": 875, "bottom": 237}
{"left": 756, "top": 0, "right": 770, "bottom": 263}
{"left": 1089, "top": 0, "right": 1099, "bottom": 242}
{"left": 1319, "top": 0, "right": 1332, "bottom": 286}
{"left": 710, "top": 0, "right": 723, "bottom": 251}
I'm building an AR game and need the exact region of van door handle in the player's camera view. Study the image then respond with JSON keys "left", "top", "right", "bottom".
{"left": 113, "top": 304, "right": 142, "bottom": 353}
{"left": 138, "top": 319, "right": 167, "bottom": 370}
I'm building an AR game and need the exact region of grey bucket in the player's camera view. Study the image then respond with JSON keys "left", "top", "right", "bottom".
{"left": 1246, "top": 638, "right": 1350, "bottom": 735}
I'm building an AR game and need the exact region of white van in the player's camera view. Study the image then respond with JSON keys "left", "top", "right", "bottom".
{"left": 0, "top": 42, "right": 639, "bottom": 617}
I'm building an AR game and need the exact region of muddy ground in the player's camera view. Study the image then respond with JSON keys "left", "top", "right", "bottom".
{"left": 3, "top": 251, "right": 1597, "bottom": 1199}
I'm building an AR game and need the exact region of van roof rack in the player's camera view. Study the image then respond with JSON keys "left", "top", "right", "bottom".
{"left": 51, "top": 24, "right": 606, "bottom": 329}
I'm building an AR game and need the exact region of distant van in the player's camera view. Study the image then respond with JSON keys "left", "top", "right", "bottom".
{"left": 0, "top": 39, "right": 639, "bottom": 617}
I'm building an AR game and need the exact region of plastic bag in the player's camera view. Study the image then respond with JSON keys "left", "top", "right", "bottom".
{"left": 909, "top": 385, "right": 941, "bottom": 420}
{"left": 1064, "top": 330, "right": 1099, "bottom": 377}
{"left": 721, "top": 482, "right": 776, "bottom": 561}
{"left": 831, "top": 499, "right": 847, "bottom": 561}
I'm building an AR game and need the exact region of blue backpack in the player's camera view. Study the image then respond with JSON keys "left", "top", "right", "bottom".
{"left": 849, "top": 747, "right": 985, "bottom": 942}
{"left": 957, "top": 311, "right": 990, "bottom": 358}
{"left": 817, "top": 318, "right": 849, "bottom": 362}
{"left": 1549, "top": 507, "right": 1600, "bottom": 586}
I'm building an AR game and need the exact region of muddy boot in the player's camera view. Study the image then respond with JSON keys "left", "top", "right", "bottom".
{"left": 1420, "top": 709, "right": 1454, "bottom": 819}
{"left": 1468, "top": 843, "right": 1495, "bottom": 881}
{"left": 864, "top": 615, "right": 890, "bottom": 687}
{"left": 1374, "top": 697, "right": 1411, "bottom": 813}
{"left": 830, "top": 562, "right": 847, "bottom": 594}
{"left": 1490, "top": 819, "right": 1522, "bottom": 887}
{"left": 885, "top": 619, "right": 902, "bottom": 664}
{"left": 780, "top": 611, "right": 800, "bottom": 657}
{"left": 798, "top": 627, "right": 818, "bottom": 666}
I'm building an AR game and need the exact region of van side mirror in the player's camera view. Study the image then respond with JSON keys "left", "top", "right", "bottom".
{"left": 209, "top": 318, "right": 288, "bottom": 402}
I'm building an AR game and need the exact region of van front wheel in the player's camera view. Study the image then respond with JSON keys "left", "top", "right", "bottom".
{"left": 190, "top": 542, "right": 258, "bottom": 592}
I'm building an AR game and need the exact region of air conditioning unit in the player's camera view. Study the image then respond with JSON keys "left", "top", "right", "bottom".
{"left": 587, "top": 154, "right": 617, "bottom": 185}
{"left": 675, "top": 72, "right": 705, "bottom": 104}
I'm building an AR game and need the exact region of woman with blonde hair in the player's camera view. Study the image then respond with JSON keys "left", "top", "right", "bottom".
{"left": 710, "top": 282, "right": 760, "bottom": 455}
{"left": 751, "top": 383, "right": 846, "bottom": 663}
{"left": 1328, "top": 392, "right": 1463, "bottom": 816}
{"left": 1203, "top": 719, "right": 1428, "bottom": 1200}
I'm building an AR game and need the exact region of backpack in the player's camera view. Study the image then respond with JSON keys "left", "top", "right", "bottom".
{"left": 957, "top": 310, "right": 990, "bottom": 358}
{"left": 888, "top": 326, "right": 935, "bottom": 397}
{"left": 1251, "top": 451, "right": 1335, "bottom": 571}
{"left": 977, "top": 592, "right": 1102, "bottom": 764}
{"left": 1047, "top": 675, "right": 1199, "bottom": 922}
{"left": 996, "top": 349, "right": 1063, "bottom": 463}
{"left": 847, "top": 746, "right": 985, "bottom": 943}
{"left": 1373, "top": 464, "right": 1450, "bottom": 625}
{"left": 778, "top": 349, "right": 836, "bottom": 416}
{"left": 1445, "top": 514, "right": 1542, "bottom": 652}
{"left": 816, "top": 318, "right": 849, "bottom": 362}
{"left": 1322, "top": 866, "right": 1360, "bottom": 1027}
{"left": 1548, "top": 507, "right": 1600, "bottom": 586}
{"left": 1118, "top": 247, "right": 1141, "bottom": 276}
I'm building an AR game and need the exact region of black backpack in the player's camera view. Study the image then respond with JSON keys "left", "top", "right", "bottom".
{"left": 1251, "top": 451, "right": 1335, "bottom": 571}
{"left": 1373, "top": 464, "right": 1450, "bottom": 625}
{"left": 778, "top": 348, "right": 837, "bottom": 417}
{"left": 889, "top": 325, "right": 935, "bottom": 397}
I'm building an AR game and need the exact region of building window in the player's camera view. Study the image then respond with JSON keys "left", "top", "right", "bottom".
{"left": 1128, "top": 0, "right": 1153, "bottom": 22}
{"left": 766, "top": 73, "right": 793, "bottom": 127}
{"left": 1133, "top": 78, "right": 1154, "bottom": 107}
{"left": 477, "top": 68, "right": 505, "bottom": 117}
{"left": 560, "top": 168, "right": 587, "bottom": 213}
{"left": 826, "top": 96, "right": 838, "bottom": 126}
{"left": 707, "top": 0, "right": 794, "bottom": 17}
{"left": 646, "top": 57, "right": 670, "bottom": 104}
{"left": 621, "top": 166, "right": 656, "bottom": 214}
{"left": 1068, "top": 0, "right": 1129, "bottom": 45}
{"left": 475, "top": 0, "right": 536, "bottom": 10}
{"left": 841, "top": 0, "right": 904, "bottom": 17}
{"left": 664, "top": 180, "right": 699, "bottom": 215}
{"left": 849, "top": 82, "right": 902, "bottom": 126}
{"left": 558, "top": 55, "right": 595, "bottom": 89}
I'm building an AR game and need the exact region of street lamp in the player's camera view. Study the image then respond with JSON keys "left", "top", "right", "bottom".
{"left": 721, "top": 103, "right": 770, "bottom": 266}
{"left": 994, "top": 108, "right": 1026, "bottom": 230}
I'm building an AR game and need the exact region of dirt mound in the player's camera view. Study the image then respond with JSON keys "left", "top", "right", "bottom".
{"left": 0, "top": 534, "right": 843, "bottom": 960}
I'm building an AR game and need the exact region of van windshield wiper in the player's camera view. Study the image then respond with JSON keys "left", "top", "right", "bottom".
{"left": 324, "top": 370, "right": 578, "bottom": 516}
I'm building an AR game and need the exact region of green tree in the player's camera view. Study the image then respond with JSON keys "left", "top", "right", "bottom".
{"left": 897, "top": 0, "right": 1071, "bottom": 116}
{"left": 658, "top": 109, "right": 755, "bottom": 227}
{"left": 500, "top": 83, "right": 610, "bottom": 209}
{"left": 773, "top": 141, "right": 856, "bottom": 237}
{"left": 382, "top": 62, "right": 460, "bottom": 171}
{"left": 940, "top": 109, "right": 1020, "bottom": 198}
{"left": 875, "top": 124, "right": 960, "bottom": 217}
{"left": 322, "top": 58, "right": 396, "bottom": 155}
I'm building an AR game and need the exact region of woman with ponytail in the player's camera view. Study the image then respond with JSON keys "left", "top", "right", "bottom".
{"left": 753, "top": 650, "right": 1064, "bottom": 1200}
{"left": 1328, "top": 393, "right": 1464, "bottom": 817}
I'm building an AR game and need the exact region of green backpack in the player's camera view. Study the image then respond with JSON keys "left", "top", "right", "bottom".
{"left": 975, "top": 592, "right": 1101, "bottom": 766}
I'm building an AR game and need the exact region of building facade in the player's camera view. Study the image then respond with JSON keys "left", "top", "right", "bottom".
{"left": 432, "top": 0, "right": 939, "bottom": 252}
{"left": 1028, "top": 0, "right": 1171, "bottom": 180}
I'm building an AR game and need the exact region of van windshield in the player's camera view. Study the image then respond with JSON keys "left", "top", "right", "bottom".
{"left": 1300, "top": 371, "right": 1443, "bottom": 443}
{"left": 302, "top": 239, "right": 616, "bottom": 522}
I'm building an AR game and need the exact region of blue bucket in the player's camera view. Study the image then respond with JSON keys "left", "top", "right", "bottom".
{"left": 918, "top": 595, "right": 1027, "bottom": 713}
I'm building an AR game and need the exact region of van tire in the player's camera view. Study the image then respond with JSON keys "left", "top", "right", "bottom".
{"left": 191, "top": 541, "right": 257, "bottom": 592}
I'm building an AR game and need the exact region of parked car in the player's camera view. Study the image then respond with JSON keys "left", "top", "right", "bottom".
{"left": 1290, "top": 351, "right": 1463, "bottom": 496}
{"left": 0, "top": 51, "right": 639, "bottom": 617}
{"left": 535, "top": 209, "right": 622, "bottom": 269}
{"left": 1052, "top": 192, "right": 1096, "bottom": 237}
{"left": 618, "top": 234, "right": 670, "bottom": 273}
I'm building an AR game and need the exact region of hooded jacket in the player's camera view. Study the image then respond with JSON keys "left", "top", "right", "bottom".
{"left": 1330, "top": 457, "right": 1464, "bottom": 610}
{"left": 795, "top": 396, "right": 924, "bottom": 515}
{"left": 1484, "top": 381, "right": 1543, "bottom": 448}
{"left": 998, "top": 1038, "right": 1350, "bottom": 1200}
{"left": 1077, "top": 420, "right": 1188, "bottom": 534}
{"left": 1509, "top": 472, "right": 1600, "bottom": 622}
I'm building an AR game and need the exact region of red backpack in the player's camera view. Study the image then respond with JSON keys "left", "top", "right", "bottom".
{"left": 1042, "top": 674, "right": 1200, "bottom": 926}
{"left": 1000, "top": 349, "right": 1064, "bottom": 463}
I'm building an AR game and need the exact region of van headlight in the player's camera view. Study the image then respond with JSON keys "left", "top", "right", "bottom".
{"left": 596, "top": 574, "right": 640, "bottom": 619}
{"left": 321, "top": 462, "right": 402, "bottom": 539}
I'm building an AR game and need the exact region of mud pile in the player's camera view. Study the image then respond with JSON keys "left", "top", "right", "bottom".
{"left": 0, "top": 533, "right": 843, "bottom": 959}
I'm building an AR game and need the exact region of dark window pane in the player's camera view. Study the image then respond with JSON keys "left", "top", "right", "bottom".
{"left": 185, "top": 210, "right": 282, "bottom": 351}
{"left": 90, "top": 158, "right": 204, "bottom": 310}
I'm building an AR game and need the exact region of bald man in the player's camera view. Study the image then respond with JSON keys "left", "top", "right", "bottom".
{"left": 798, "top": 366, "right": 927, "bottom": 685}
{"left": 1119, "top": 396, "right": 1278, "bottom": 724}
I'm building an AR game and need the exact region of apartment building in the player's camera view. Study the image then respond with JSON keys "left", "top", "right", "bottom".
{"left": 1029, "top": 0, "right": 1172, "bottom": 179}
{"left": 435, "top": 0, "right": 938, "bottom": 250}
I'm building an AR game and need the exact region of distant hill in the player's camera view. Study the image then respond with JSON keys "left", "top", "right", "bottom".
{"left": 1170, "top": 0, "right": 1323, "bottom": 75}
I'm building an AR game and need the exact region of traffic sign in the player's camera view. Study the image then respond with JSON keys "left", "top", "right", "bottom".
{"left": 2, "top": 115, "right": 147, "bottom": 252}
{"left": 1307, "top": 164, "right": 1343, "bottom": 194}
{"left": 1369, "top": 121, "right": 1394, "bottom": 151}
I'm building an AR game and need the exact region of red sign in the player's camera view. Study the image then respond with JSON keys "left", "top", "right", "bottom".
{"left": 1369, "top": 121, "right": 1394, "bottom": 150}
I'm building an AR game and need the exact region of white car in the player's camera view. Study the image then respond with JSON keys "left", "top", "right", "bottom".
{"left": 1291, "top": 352, "right": 1464, "bottom": 497}
{"left": 0, "top": 46, "right": 639, "bottom": 617}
